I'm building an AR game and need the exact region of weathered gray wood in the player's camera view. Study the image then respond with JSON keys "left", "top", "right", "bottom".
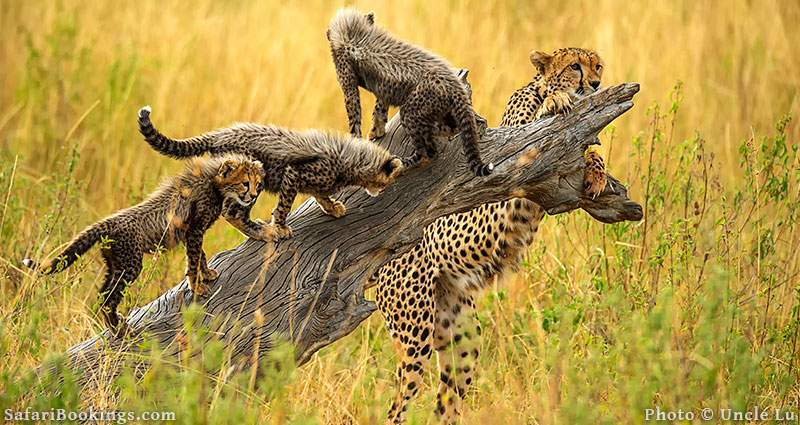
{"left": 58, "top": 83, "right": 642, "bottom": 386}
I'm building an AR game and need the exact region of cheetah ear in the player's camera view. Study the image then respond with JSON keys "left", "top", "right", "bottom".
{"left": 252, "top": 160, "right": 264, "bottom": 175}
{"left": 218, "top": 160, "right": 238, "bottom": 178}
{"left": 365, "top": 11, "right": 375, "bottom": 25}
{"left": 529, "top": 50, "right": 552, "bottom": 74}
{"left": 458, "top": 69, "right": 470, "bottom": 82}
{"left": 381, "top": 157, "right": 404, "bottom": 178}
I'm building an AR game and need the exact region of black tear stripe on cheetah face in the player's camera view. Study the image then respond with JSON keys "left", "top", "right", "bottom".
{"left": 372, "top": 48, "right": 609, "bottom": 424}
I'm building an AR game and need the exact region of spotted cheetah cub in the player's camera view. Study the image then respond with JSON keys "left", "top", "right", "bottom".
{"left": 326, "top": 8, "right": 494, "bottom": 177}
{"left": 501, "top": 47, "right": 607, "bottom": 196}
{"left": 138, "top": 107, "right": 404, "bottom": 241}
{"left": 23, "top": 155, "right": 264, "bottom": 336}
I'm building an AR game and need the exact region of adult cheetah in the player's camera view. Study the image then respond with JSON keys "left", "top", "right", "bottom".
{"left": 372, "top": 48, "right": 607, "bottom": 423}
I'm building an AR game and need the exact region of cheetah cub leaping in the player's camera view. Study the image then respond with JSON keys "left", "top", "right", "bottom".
{"left": 326, "top": 8, "right": 494, "bottom": 177}
{"left": 23, "top": 155, "right": 264, "bottom": 336}
{"left": 502, "top": 47, "right": 608, "bottom": 196}
{"left": 138, "top": 107, "right": 404, "bottom": 241}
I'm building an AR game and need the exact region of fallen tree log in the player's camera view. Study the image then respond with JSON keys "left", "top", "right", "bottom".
{"left": 55, "top": 82, "right": 642, "bottom": 387}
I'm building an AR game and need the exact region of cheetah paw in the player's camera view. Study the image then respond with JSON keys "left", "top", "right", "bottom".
{"left": 584, "top": 151, "right": 607, "bottom": 199}
{"left": 261, "top": 223, "right": 293, "bottom": 241}
{"left": 189, "top": 278, "right": 212, "bottom": 297}
{"left": 535, "top": 91, "right": 573, "bottom": 120}
{"left": 369, "top": 124, "right": 386, "bottom": 140}
{"left": 202, "top": 267, "right": 219, "bottom": 282}
{"left": 112, "top": 321, "right": 131, "bottom": 338}
{"left": 322, "top": 200, "right": 347, "bottom": 218}
{"left": 100, "top": 308, "right": 129, "bottom": 338}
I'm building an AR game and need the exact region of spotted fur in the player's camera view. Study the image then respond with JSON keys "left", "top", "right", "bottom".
{"left": 372, "top": 48, "right": 609, "bottom": 424}
{"left": 138, "top": 106, "right": 404, "bottom": 241}
{"left": 327, "top": 8, "right": 493, "bottom": 176}
{"left": 501, "top": 47, "right": 604, "bottom": 123}
{"left": 502, "top": 47, "right": 608, "bottom": 197}
{"left": 23, "top": 155, "right": 264, "bottom": 336}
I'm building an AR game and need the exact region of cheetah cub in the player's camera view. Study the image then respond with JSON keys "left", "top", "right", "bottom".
{"left": 326, "top": 8, "right": 494, "bottom": 176}
{"left": 138, "top": 107, "right": 404, "bottom": 241}
{"left": 23, "top": 155, "right": 265, "bottom": 336}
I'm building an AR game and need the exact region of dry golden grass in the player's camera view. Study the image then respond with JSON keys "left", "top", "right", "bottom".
{"left": 1, "top": 1, "right": 799, "bottom": 424}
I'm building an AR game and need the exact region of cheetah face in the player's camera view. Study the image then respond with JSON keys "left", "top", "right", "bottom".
{"left": 214, "top": 158, "right": 264, "bottom": 207}
{"left": 530, "top": 48, "right": 604, "bottom": 98}
{"left": 364, "top": 157, "right": 403, "bottom": 197}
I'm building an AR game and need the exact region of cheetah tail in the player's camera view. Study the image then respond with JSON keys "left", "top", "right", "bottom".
{"left": 23, "top": 222, "right": 105, "bottom": 275}
{"left": 137, "top": 106, "right": 215, "bottom": 159}
{"left": 455, "top": 103, "right": 494, "bottom": 177}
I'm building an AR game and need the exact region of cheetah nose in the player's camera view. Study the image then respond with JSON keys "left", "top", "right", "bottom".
{"left": 590, "top": 81, "right": 601, "bottom": 90}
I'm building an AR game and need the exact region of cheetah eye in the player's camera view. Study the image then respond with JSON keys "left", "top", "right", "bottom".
{"left": 241, "top": 182, "right": 249, "bottom": 190}
{"left": 570, "top": 63, "right": 581, "bottom": 71}
{"left": 596, "top": 64, "right": 603, "bottom": 71}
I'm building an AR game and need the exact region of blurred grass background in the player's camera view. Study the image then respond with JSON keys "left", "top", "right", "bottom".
{"left": 1, "top": 0, "right": 799, "bottom": 423}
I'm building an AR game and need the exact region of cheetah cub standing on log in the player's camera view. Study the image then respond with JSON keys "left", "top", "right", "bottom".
{"left": 23, "top": 155, "right": 265, "bottom": 336}
{"left": 326, "top": 8, "right": 494, "bottom": 176}
{"left": 138, "top": 107, "right": 404, "bottom": 241}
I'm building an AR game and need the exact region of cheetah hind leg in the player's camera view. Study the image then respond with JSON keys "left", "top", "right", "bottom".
{"left": 98, "top": 252, "right": 141, "bottom": 338}
{"left": 584, "top": 150, "right": 608, "bottom": 198}
{"left": 399, "top": 94, "right": 437, "bottom": 169}
{"left": 434, "top": 288, "right": 480, "bottom": 424}
{"left": 377, "top": 261, "right": 436, "bottom": 424}
{"left": 98, "top": 272, "right": 128, "bottom": 338}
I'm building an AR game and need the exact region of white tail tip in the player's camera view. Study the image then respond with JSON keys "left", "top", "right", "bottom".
{"left": 22, "top": 258, "right": 35, "bottom": 268}
{"left": 139, "top": 105, "right": 152, "bottom": 117}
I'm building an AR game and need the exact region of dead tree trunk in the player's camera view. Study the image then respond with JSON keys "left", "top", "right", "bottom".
{"left": 57, "top": 83, "right": 642, "bottom": 386}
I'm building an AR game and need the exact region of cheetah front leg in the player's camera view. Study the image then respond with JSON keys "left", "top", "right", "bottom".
{"left": 370, "top": 98, "right": 390, "bottom": 140}
{"left": 198, "top": 249, "right": 218, "bottom": 282}
{"left": 262, "top": 167, "right": 297, "bottom": 241}
{"left": 584, "top": 151, "right": 608, "bottom": 198}
{"left": 222, "top": 197, "right": 270, "bottom": 241}
{"left": 333, "top": 55, "right": 363, "bottom": 137}
{"left": 315, "top": 195, "right": 347, "bottom": 218}
{"left": 434, "top": 286, "right": 480, "bottom": 424}
{"left": 185, "top": 228, "right": 212, "bottom": 296}
{"left": 534, "top": 90, "right": 573, "bottom": 120}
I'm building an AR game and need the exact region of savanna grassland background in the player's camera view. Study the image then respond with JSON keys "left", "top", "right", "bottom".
{"left": 1, "top": 0, "right": 800, "bottom": 423}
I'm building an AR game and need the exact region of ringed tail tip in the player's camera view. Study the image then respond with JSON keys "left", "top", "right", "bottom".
{"left": 22, "top": 258, "right": 36, "bottom": 269}
{"left": 138, "top": 105, "right": 152, "bottom": 119}
{"left": 475, "top": 162, "right": 494, "bottom": 177}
